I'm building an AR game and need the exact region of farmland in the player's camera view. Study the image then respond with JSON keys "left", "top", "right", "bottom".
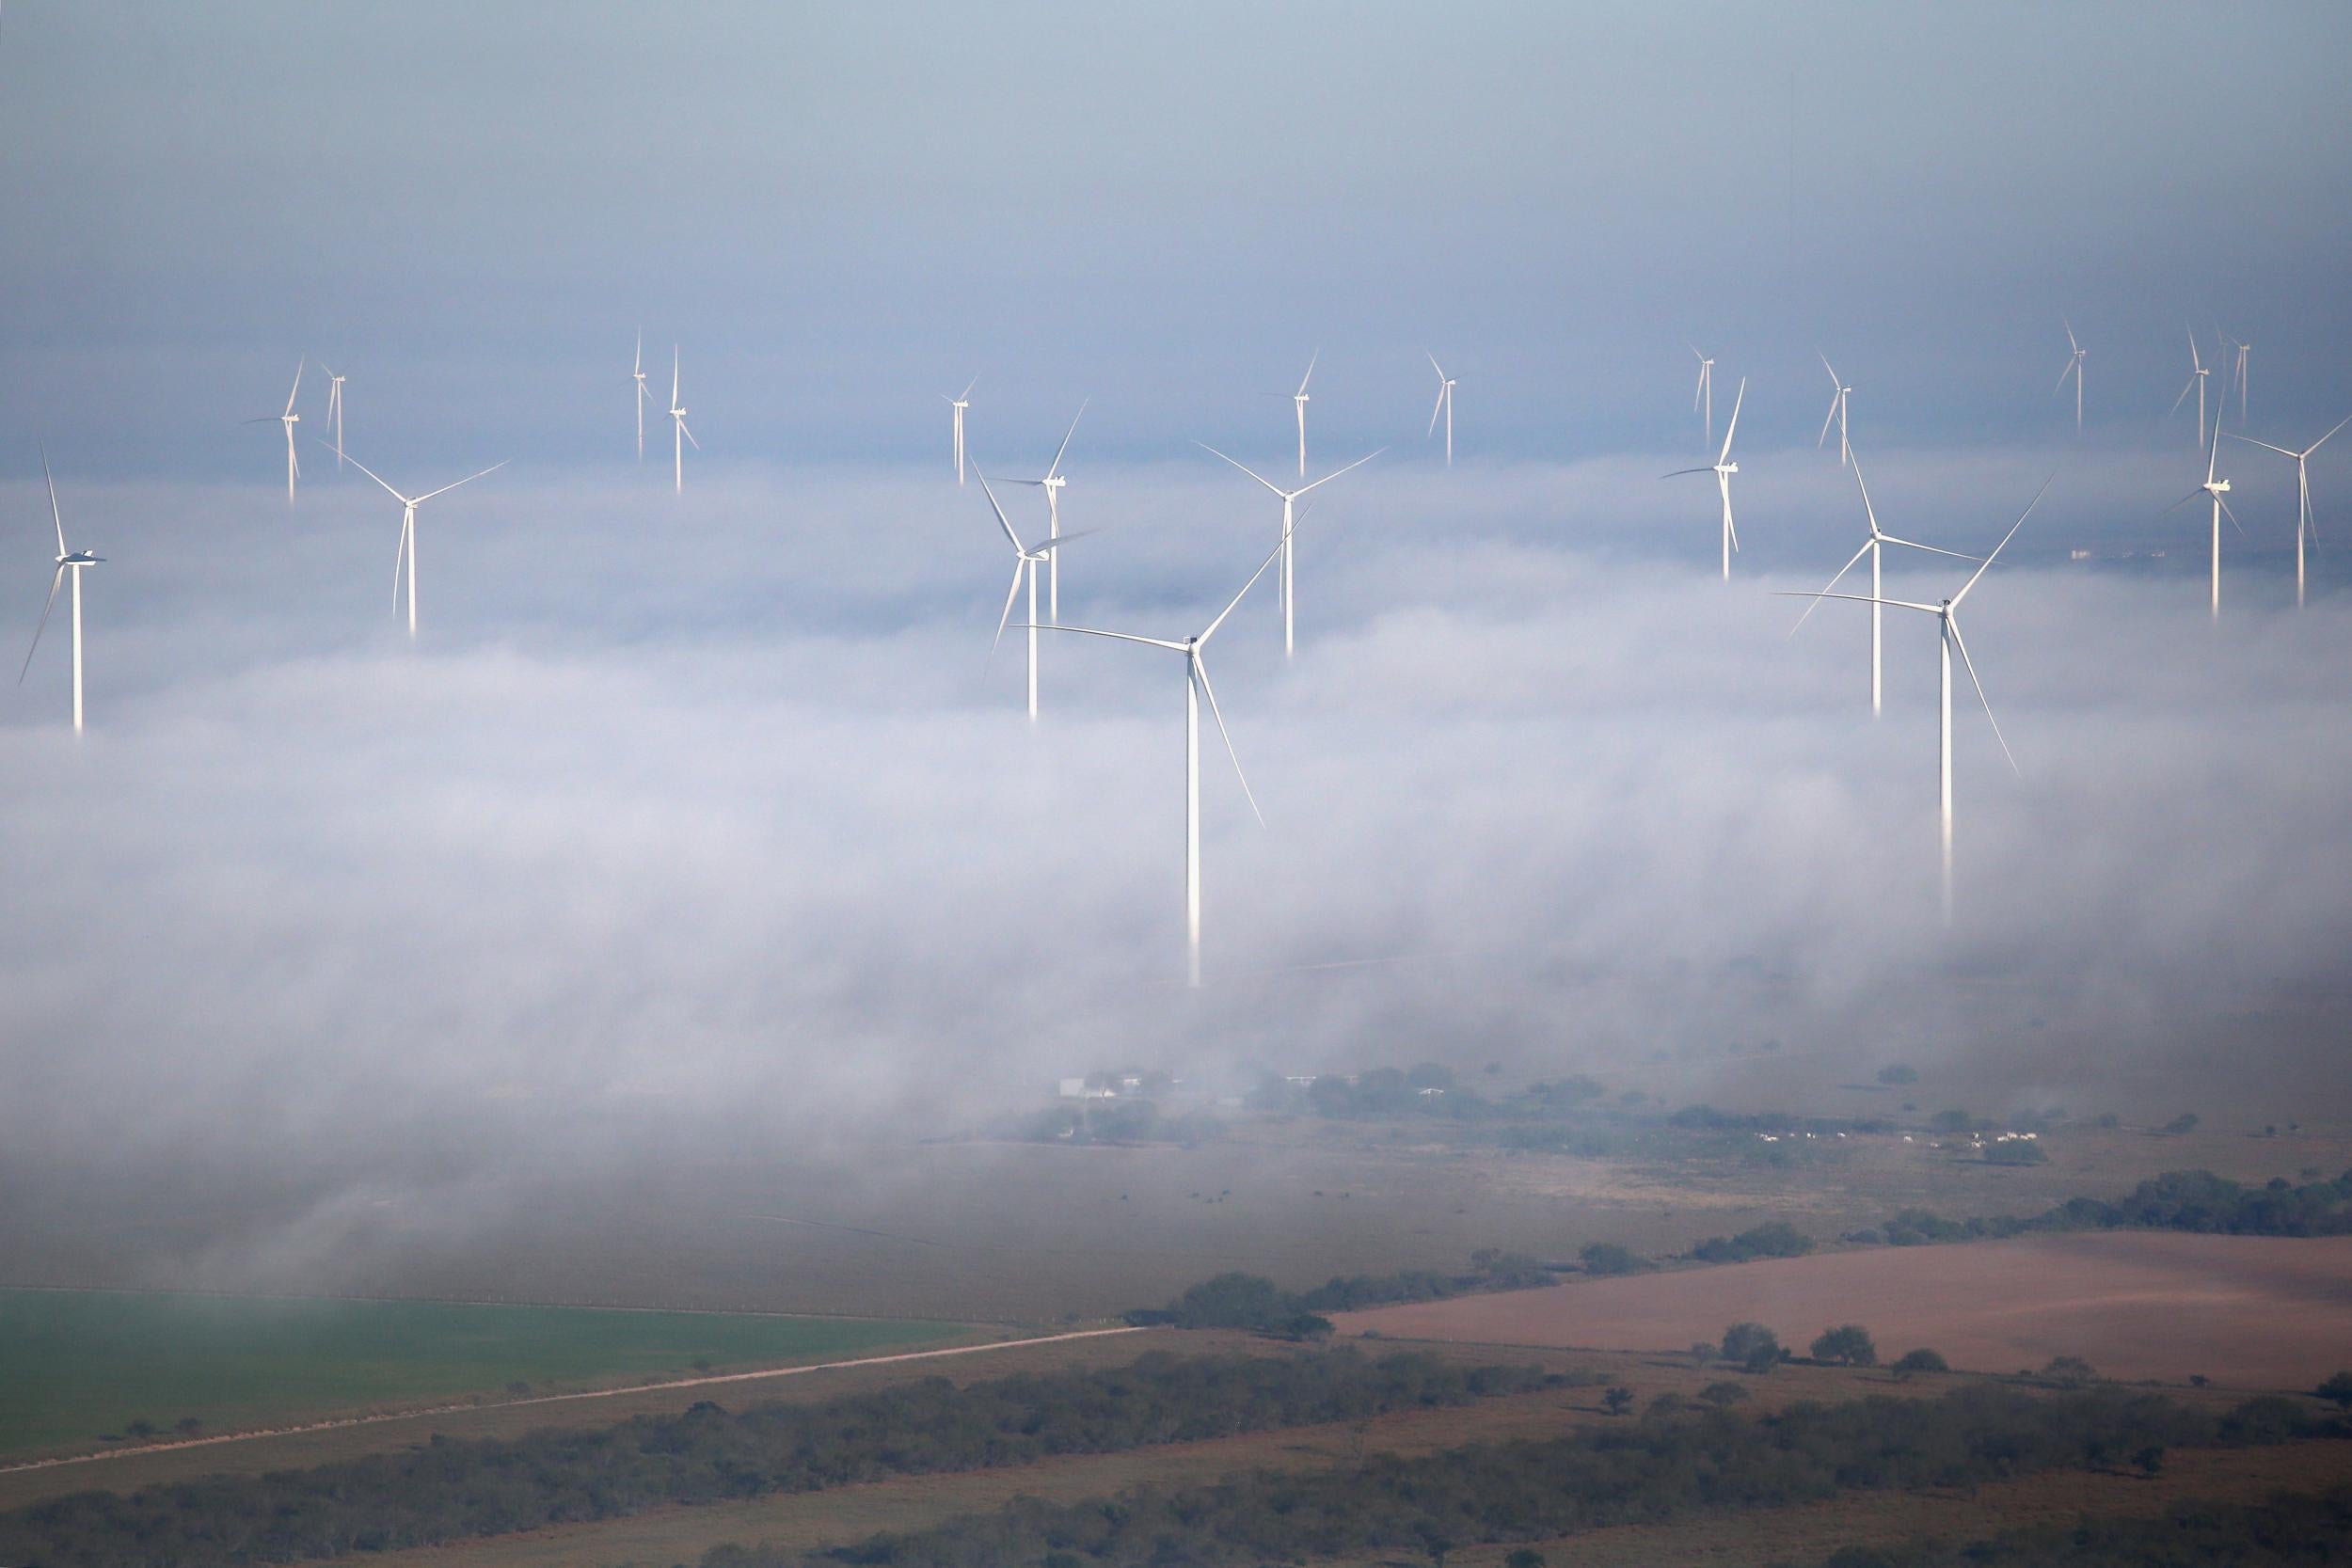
{"left": 0, "top": 1288, "right": 975, "bottom": 1461}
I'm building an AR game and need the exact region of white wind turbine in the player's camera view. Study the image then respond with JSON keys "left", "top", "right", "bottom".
{"left": 668, "top": 347, "right": 699, "bottom": 493}
{"left": 2055, "top": 321, "right": 2086, "bottom": 433}
{"left": 244, "top": 358, "right": 304, "bottom": 501}
{"left": 322, "top": 364, "right": 347, "bottom": 467}
{"left": 1195, "top": 442, "right": 1382, "bottom": 657}
{"left": 337, "top": 449, "right": 507, "bottom": 639}
{"left": 2169, "top": 328, "right": 2211, "bottom": 450}
{"left": 1789, "top": 450, "right": 1980, "bottom": 716}
{"left": 631, "top": 333, "right": 662, "bottom": 463}
{"left": 1662, "top": 376, "right": 1745, "bottom": 579}
{"left": 1818, "top": 353, "right": 1852, "bottom": 467}
{"left": 2230, "top": 411, "right": 2350, "bottom": 608}
{"left": 943, "top": 377, "right": 976, "bottom": 485}
{"left": 974, "top": 466, "right": 1091, "bottom": 720}
{"left": 2163, "top": 416, "right": 2237, "bottom": 617}
{"left": 1025, "top": 535, "right": 1286, "bottom": 988}
{"left": 1691, "top": 347, "right": 1716, "bottom": 451}
{"left": 1426, "top": 352, "right": 1457, "bottom": 466}
{"left": 18, "top": 445, "right": 103, "bottom": 733}
{"left": 1290, "top": 351, "right": 1317, "bottom": 477}
{"left": 1781, "top": 477, "right": 2052, "bottom": 924}
{"left": 1005, "top": 402, "right": 1085, "bottom": 622}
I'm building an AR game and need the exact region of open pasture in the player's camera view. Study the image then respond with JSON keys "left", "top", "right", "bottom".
{"left": 0, "top": 1288, "right": 972, "bottom": 1461}
{"left": 1334, "top": 1231, "right": 2352, "bottom": 1387}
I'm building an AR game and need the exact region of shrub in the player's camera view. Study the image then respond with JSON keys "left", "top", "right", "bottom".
{"left": 2314, "top": 1371, "right": 2352, "bottom": 1409}
{"left": 1698, "top": 1380, "right": 1749, "bottom": 1408}
{"left": 1811, "top": 1324, "right": 1878, "bottom": 1366}
{"left": 1876, "top": 1064, "right": 1919, "bottom": 1085}
{"left": 2040, "top": 1354, "right": 2099, "bottom": 1387}
{"left": 1505, "top": 1552, "right": 1547, "bottom": 1568}
{"left": 1578, "top": 1242, "right": 1645, "bottom": 1275}
{"left": 1601, "top": 1386, "right": 1634, "bottom": 1416}
{"left": 1691, "top": 1221, "right": 1814, "bottom": 1264}
{"left": 1892, "top": 1348, "right": 1948, "bottom": 1378}
{"left": 2163, "top": 1112, "right": 2200, "bottom": 1134}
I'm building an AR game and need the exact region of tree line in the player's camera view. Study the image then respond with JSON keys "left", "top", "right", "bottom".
{"left": 695, "top": 1384, "right": 2328, "bottom": 1568}
{"left": 1128, "top": 1251, "right": 1556, "bottom": 1337}
{"left": 0, "top": 1350, "right": 1552, "bottom": 1568}
{"left": 1776, "top": 1486, "right": 2352, "bottom": 1568}
{"left": 1873, "top": 1166, "right": 2352, "bottom": 1247}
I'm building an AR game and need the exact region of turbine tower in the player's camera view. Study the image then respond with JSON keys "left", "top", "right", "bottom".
{"left": 2169, "top": 328, "right": 2210, "bottom": 449}
{"left": 668, "top": 347, "right": 699, "bottom": 493}
{"left": 1662, "top": 376, "right": 1745, "bottom": 579}
{"left": 1782, "top": 478, "right": 2051, "bottom": 923}
{"left": 1291, "top": 351, "right": 1317, "bottom": 477}
{"left": 2055, "top": 321, "right": 2086, "bottom": 433}
{"left": 1818, "top": 354, "right": 1851, "bottom": 467}
{"left": 632, "top": 333, "right": 662, "bottom": 463}
{"left": 243, "top": 359, "right": 305, "bottom": 501}
{"left": 1195, "top": 443, "right": 1381, "bottom": 657}
{"left": 1691, "top": 346, "right": 1716, "bottom": 450}
{"left": 974, "top": 466, "right": 1089, "bottom": 720}
{"left": 2230, "top": 411, "right": 2350, "bottom": 608}
{"left": 322, "top": 365, "right": 347, "bottom": 467}
{"left": 1425, "top": 353, "right": 1457, "bottom": 466}
{"left": 1004, "top": 402, "right": 1085, "bottom": 622}
{"left": 1790, "top": 450, "right": 1980, "bottom": 716}
{"left": 337, "top": 450, "right": 507, "bottom": 640}
{"left": 1027, "top": 537, "right": 1287, "bottom": 987}
{"left": 18, "top": 445, "right": 103, "bottom": 733}
{"left": 943, "top": 377, "right": 976, "bottom": 485}
{"left": 2164, "top": 418, "right": 2236, "bottom": 617}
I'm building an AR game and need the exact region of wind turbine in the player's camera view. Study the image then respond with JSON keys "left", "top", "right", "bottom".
{"left": 2231, "top": 411, "right": 2351, "bottom": 608}
{"left": 1026, "top": 535, "right": 1286, "bottom": 987}
{"left": 1426, "top": 353, "right": 1457, "bottom": 466}
{"left": 244, "top": 359, "right": 304, "bottom": 500}
{"left": 2055, "top": 321, "right": 2086, "bottom": 434}
{"left": 1662, "top": 376, "right": 1745, "bottom": 579}
{"left": 631, "top": 333, "right": 662, "bottom": 463}
{"left": 1780, "top": 477, "right": 2052, "bottom": 924}
{"left": 336, "top": 448, "right": 507, "bottom": 639}
{"left": 1290, "top": 351, "right": 1317, "bottom": 477}
{"left": 943, "top": 377, "right": 976, "bottom": 485}
{"left": 974, "top": 466, "right": 1090, "bottom": 720}
{"left": 1004, "top": 402, "right": 1085, "bottom": 622}
{"left": 1818, "top": 354, "right": 1851, "bottom": 467}
{"left": 1691, "top": 347, "right": 1716, "bottom": 450}
{"left": 1194, "top": 443, "right": 1382, "bottom": 656}
{"left": 322, "top": 365, "right": 347, "bottom": 467}
{"left": 2169, "top": 329, "right": 2211, "bottom": 450}
{"left": 2163, "top": 417, "right": 2236, "bottom": 617}
{"left": 2219, "top": 330, "right": 2251, "bottom": 425}
{"left": 668, "top": 347, "right": 698, "bottom": 493}
{"left": 18, "top": 445, "right": 103, "bottom": 733}
{"left": 1790, "top": 450, "right": 1980, "bottom": 716}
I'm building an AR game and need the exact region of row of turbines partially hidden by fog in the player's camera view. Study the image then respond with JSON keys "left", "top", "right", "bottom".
{"left": 14, "top": 317, "right": 2345, "bottom": 986}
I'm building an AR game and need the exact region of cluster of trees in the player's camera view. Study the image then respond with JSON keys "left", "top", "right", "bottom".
{"left": 1779, "top": 1487, "right": 2352, "bottom": 1568}
{"left": 695, "top": 1384, "right": 2317, "bottom": 1568}
{"left": 0, "top": 1351, "right": 1551, "bottom": 1568}
{"left": 1877, "top": 1167, "right": 2352, "bottom": 1247}
{"left": 1691, "top": 1220, "right": 1816, "bottom": 1264}
{"left": 1132, "top": 1252, "right": 1555, "bottom": 1337}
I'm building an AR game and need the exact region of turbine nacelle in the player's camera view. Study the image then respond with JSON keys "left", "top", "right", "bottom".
{"left": 2205, "top": 479, "right": 2232, "bottom": 496}
{"left": 59, "top": 551, "right": 102, "bottom": 566}
{"left": 1719, "top": 461, "right": 1739, "bottom": 476}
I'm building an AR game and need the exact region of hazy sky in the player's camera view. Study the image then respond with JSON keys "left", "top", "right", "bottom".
{"left": 2, "top": 2, "right": 2349, "bottom": 469}
{"left": 4, "top": 6, "right": 2351, "bottom": 1294}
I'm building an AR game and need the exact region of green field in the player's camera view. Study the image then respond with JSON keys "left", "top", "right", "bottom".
{"left": 0, "top": 1288, "right": 976, "bottom": 1459}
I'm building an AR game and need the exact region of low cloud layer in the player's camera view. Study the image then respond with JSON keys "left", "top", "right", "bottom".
{"left": 2, "top": 448, "right": 2347, "bottom": 1293}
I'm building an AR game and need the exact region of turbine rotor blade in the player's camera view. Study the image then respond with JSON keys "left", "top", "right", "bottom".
{"left": 988, "top": 559, "right": 1025, "bottom": 660}
{"left": 1948, "top": 618, "right": 2020, "bottom": 776}
{"left": 1192, "top": 658, "right": 1263, "bottom": 826}
{"left": 1044, "top": 400, "right": 1087, "bottom": 483}
{"left": 1788, "top": 540, "right": 1874, "bottom": 637}
{"left": 1194, "top": 441, "right": 1284, "bottom": 498}
{"left": 412, "top": 460, "right": 509, "bottom": 504}
{"left": 334, "top": 448, "right": 414, "bottom": 506}
{"left": 39, "top": 442, "right": 66, "bottom": 555}
{"left": 1719, "top": 378, "right": 1745, "bottom": 461}
{"left": 1953, "top": 474, "right": 2055, "bottom": 606}
{"left": 973, "top": 467, "right": 1026, "bottom": 553}
{"left": 1293, "top": 447, "right": 1382, "bottom": 497}
{"left": 1200, "top": 532, "right": 1290, "bottom": 645}
{"left": 18, "top": 565, "right": 63, "bottom": 683}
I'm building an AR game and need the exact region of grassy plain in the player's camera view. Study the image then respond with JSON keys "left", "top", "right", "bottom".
{"left": 0, "top": 1288, "right": 973, "bottom": 1462}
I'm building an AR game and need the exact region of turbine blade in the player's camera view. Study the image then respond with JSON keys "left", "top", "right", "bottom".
{"left": 1194, "top": 441, "right": 1284, "bottom": 498}
{"left": 1200, "top": 532, "right": 1290, "bottom": 646}
{"left": 1192, "top": 658, "right": 1263, "bottom": 827}
{"left": 2169, "top": 377, "right": 2197, "bottom": 418}
{"left": 961, "top": 376, "right": 978, "bottom": 400}
{"left": 18, "top": 565, "right": 63, "bottom": 683}
{"left": 1878, "top": 534, "right": 1983, "bottom": 562}
{"left": 1659, "top": 466, "right": 1713, "bottom": 479}
{"left": 39, "top": 443, "right": 66, "bottom": 555}
{"left": 1031, "top": 527, "right": 1099, "bottom": 554}
{"left": 1044, "top": 400, "right": 1087, "bottom": 482}
{"left": 1719, "top": 378, "right": 1745, "bottom": 461}
{"left": 1292, "top": 447, "right": 1383, "bottom": 497}
{"left": 2218, "top": 494, "right": 2246, "bottom": 537}
{"left": 680, "top": 420, "right": 700, "bottom": 451}
{"left": 1953, "top": 474, "right": 2055, "bottom": 606}
{"left": 1771, "top": 590, "right": 1941, "bottom": 614}
{"left": 1820, "top": 351, "right": 1840, "bottom": 388}
{"left": 1296, "top": 349, "right": 1317, "bottom": 396}
{"left": 1787, "top": 540, "right": 1874, "bottom": 637}
{"left": 988, "top": 560, "right": 1024, "bottom": 659}
{"left": 392, "top": 514, "right": 409, "bottom": 607}
{"left": 1427, "top": 384, "right": 1446, "bottom": 437}
{"left": 1852, "top": 451, "right": 1882, "bottom": 537}
{"left": 2159, "top": 488, "right": 2206, "bottom": 515}
{"left": 1948, "top": 619, "right": 2020, "bottom": 776}
{"left": 335, "top": 448, "right": 414, "bottom": 506}
{"left": 973, "top": 467, "right": 1026, "bottom": 553}
{"left": 1819, "top": 393, "right": 1839, "bottom": 449}
{"left": 2304, "top": 409, "right": 2352, "bottom": 456}
{"left": 411, "top": 460, "right": 510, "bottom": 504}
{"left": 1023, "top": 625, "right": 1187, "bottom": 653}
{"left": 284, "top": 357, "right": 305, "bottom": 415}
{"left": 2227, "top": 436, "right": 2296, "bottom": 459}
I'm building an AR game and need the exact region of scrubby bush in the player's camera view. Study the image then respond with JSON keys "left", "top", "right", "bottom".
{"left": 1578, "top": 1242, "right": 1645, "bottom": 1275}
{"left": 1892, "top": 1348, "right": 1949, "bottom": 1378}
{"left": 1811, "top": 1324, "right": 1878, "bottom": 1366}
